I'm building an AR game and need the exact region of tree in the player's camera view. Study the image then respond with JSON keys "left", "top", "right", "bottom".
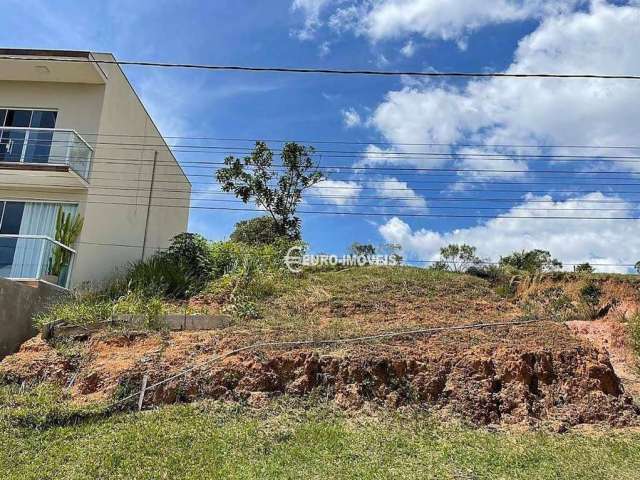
{"left": 381, "top": 243, "right": 403, "bottom": 265}
{"left": 574, "top": 262, "right": 594, "bottom": 274}
{"left": 635, "top": 261, "right": 640, "bottom": 274}
{"left": 216, "top": 141, "right": 324, "bottom": 240}
{"left": 499, "top": 249, "right": 562, "bottom": 273}
{"left": 437, "top": 244, "right": 482, "bottom": 273}
{"left": 230, "top": 216, "right": 284, "bottom": 245}
{"left": 350, "top": 243, "right": 376, "bottom": 256}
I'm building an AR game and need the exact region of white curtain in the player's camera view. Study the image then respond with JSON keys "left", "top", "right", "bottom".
{"left": 10, "top": 203, "right": 59, "bottom": 278}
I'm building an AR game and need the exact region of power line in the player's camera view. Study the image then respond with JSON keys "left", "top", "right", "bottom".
{"left": 71, "top": 133, "right": 640, "bottom": 150}
{"left": 16, "top": 131, "right": 640, "bottom": 151}
{"left": 17, "top": 140, "right": 640, "bottom": 161}
{"left": 75, "top": 200, "right": 640, "bottom": 220}
{"left": 3, "top": 55, "right": 640, "bottom": 80}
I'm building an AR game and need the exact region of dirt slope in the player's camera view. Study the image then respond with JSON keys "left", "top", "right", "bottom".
{"left": 2, "top": 269, "right": 640, "bottom": 429}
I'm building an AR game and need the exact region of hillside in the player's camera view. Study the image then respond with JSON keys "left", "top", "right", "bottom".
{"left": 2, "top": 267, "right": 640, "bottom": 430}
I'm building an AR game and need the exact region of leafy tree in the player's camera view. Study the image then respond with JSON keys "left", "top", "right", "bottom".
{"left": 499, "top": 249, "right": 562, "bottom": 273}
{"left": 216, "top": 141, "right": 324, "bottom": 240}
{"left": 635, "top": 261, "right": 640, "bottom": 274}
{"left": 230, "top": 216, "right": 284, "bottom": 245}
{"left": 381, "top": 243, "right": 403, "bottom": 265}
{"left": 574, "top": 262, "right": 594, "bottom": 274}
{"left": 437, "top": 244, "right": 482, "bottom": 273}
{"left": 350, "top": 243, "right": 376, "bottom": 256}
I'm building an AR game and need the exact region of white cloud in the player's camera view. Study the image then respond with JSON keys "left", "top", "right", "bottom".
{"left": 309, "top": 0, "right": 584, "bottom": 44}
{"left": 308, "top": 179, "right": 363, "bottom": 205}
{"left": 291, "top": 0, "right": 334, "bottom": 40}
{"left": 378, "top": 192, "right": 640, "bottom": 272}
{"left": 359, "top": 0, "right": 583, "bottom": 42}
{"left": 372, "top": 177, "right": 427, "bottom": 209}
{"left": 341, "top": 108, "right": 362, "bottom": 127}
{"left": 358, "top": 2, "right": 640, "bottom": 173}
{"left": 400, "top": 40, "right": 416, "bottom": 57}
{"left": 318, "top": 41, "right": 331, "bottom": 57}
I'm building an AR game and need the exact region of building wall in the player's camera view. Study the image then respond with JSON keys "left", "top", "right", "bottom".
{"left": 70, "top": 54, "right": 191, "bottom": 288}
{"left": 0, "top": 54, "right": 191, "bottom": 289}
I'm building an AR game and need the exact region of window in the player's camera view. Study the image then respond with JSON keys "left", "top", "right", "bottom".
{"left": 0, "top": 202, "right": 25, "bottom": 274}
{"left": 0, "top": 109, "right": 58, "bottom": 163}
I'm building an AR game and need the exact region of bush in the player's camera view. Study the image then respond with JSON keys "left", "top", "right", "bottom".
{"left": 579, "top": 281, "right": 602, "bottom": 319}
{"left": 499, "top": 249, "right": 562, "bottom": 273}
{"left": 574, "top": 263, "right": 595, "bottom": 274}
{"left": 230, "top": 216, "right": 285, "bottom": 245}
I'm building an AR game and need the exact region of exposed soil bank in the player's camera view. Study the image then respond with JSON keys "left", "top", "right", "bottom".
{"left": 2, "top": 325, "right": 638, "bottom": 429}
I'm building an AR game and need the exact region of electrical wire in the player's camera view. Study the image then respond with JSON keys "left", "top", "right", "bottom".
{"left": 2, "top": 55, "right": 639, "bottom": 80}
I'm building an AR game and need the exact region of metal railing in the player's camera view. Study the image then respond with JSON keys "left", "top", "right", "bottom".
{"left": 0, "top": 234, "right": 76, "bottom": 288}
{"left": 0, "top": 127, "right": 93, "bottom": 180}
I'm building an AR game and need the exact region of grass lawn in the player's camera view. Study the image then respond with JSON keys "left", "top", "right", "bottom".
{"left": 2, "top": 390, "right": 640, "bottom": 480}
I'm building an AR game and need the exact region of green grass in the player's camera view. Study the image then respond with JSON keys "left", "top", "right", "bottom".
{"left": 1, "top": 388, "right": 639, "bottom": 479}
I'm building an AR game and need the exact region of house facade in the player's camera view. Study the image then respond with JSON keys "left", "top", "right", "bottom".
{"left": 0, "top": 49, "right": 191, "bottom": 289}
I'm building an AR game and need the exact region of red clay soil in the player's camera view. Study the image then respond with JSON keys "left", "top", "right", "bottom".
{"left": 2, "top": 322, "right": 639, "bottom": 429}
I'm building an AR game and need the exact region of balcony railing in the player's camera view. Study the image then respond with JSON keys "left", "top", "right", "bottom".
{"left": 0, "top": 127, "right": 93, "bottom": 180}
{"left": 0, "top": 235, "right": 76, "bottom": 288}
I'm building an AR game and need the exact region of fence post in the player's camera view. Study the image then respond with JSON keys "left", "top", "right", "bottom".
{"left": 137, "top": 374, "right": 149, "bottom": 412}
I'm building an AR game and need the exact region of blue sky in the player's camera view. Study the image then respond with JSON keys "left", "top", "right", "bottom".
{"left": 2, "top": 0, "right": 640, "bottom": 270}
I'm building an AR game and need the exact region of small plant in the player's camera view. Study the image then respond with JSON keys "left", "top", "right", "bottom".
{"left": 580, "top": 281, "right": 602, "bottom": 319}
{"left": 628, "top": 313, "right": 640, "bottom": 357}
{"left": 49, "top": 210, "right": 83, "bottom": 278}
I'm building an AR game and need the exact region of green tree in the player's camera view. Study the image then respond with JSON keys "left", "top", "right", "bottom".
{"left": 350, "top": 243, "right": 376, "bottom": 256}
{"left": 574, "top": 262, "right": 594, "bottom": 274}
{"left": 230, "top": 216, "right": 284, "bottom": 245}
{"left": 216, "top": 141, "right": 324, "bottom": 240}
{"left": 635, "top": 261, "right": 640, "bottom": 274}
{"left": 382, "top": 243, "right": 403, "bottom": 265}
{"left": 500, "top": 249, "right": 562, "bottom": 273}
{"left": 437, "top": 244, "right": 482, "bottom": 273}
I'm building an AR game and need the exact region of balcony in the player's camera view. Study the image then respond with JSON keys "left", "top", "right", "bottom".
{"left": 0, "top": 127, "right": 93, "bottom": 181}
{"left": 0, "top": 235, "right": 76, "bottom": 288}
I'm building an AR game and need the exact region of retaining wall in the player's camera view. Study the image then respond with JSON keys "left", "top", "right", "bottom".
{"left": 0, "top": 278, "right": 66, "bottom": 358}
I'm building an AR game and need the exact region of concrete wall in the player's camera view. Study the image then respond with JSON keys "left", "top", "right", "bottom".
{"left": 0, "top": 51, "right": 191, "bottom": 289}
{"left": 0, "top": 278, "right": 66, "bottom": 358}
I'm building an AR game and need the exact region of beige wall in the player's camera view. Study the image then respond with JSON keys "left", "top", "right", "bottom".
{"left": 0, "top": 53, "right": 191, "bottom": 288}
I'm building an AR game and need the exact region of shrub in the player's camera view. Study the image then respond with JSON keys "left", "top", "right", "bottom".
{"left": 499, "top": 249, "right": 562, "bottom": 273}
{"left": 436, "top": 244, "right": 482, "bottom": 273}
{"left": 579, "top": 281, "right": 602, "bottom": 319}
{"left": 574, "top": 263, "right": 595, "bottom": 274}
{"left": 122, "top": 255, "right": 194, "bottom": 299}
{"left": 350, "top": 243, "right": 376, "bottom": 256}
{"left": 230, "top": 216, "right": 284, "bottom": 245}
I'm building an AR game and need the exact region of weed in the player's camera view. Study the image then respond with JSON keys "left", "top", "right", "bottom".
{"left": 628, "top": 313, "right": 640, "bottom": 357}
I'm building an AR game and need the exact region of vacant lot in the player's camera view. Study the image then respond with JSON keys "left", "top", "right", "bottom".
{"left": 2, "top": 393, "right": 640, "bottom": 480}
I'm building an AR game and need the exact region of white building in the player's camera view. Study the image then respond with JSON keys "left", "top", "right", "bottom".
{"left": 0, "top": 49, "right": 191, "bottom": 289}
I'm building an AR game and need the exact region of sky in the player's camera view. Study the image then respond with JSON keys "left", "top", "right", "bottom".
{"left": 2, "top": 0, "right": 640, "bottom": 271}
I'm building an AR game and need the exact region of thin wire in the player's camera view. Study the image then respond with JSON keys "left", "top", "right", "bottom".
{"left": 3, "top": 55, "right": 640, "bottom": 80}
{"left": 10, "top": 131, "right": 640, "bottom": 150}
{"left": 75, "top": 201, "right": 640, "bottom": 219}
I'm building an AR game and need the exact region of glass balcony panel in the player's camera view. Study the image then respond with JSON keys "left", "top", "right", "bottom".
{"left": 0, "top": 235, "right": 75, "bottom": 288}
{"left": 0, "top": 127, "right": 92, "bottom": 180}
